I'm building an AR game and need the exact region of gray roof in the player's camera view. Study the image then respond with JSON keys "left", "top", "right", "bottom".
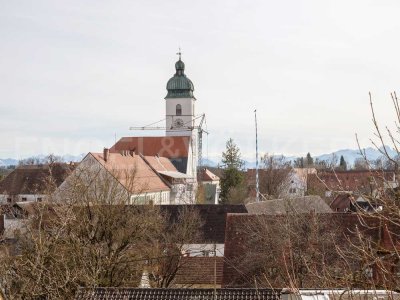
{"left": 245, "top": 196, "right": 332, "bottom": 215}
{"left": 75, "top": 288, "right": 281, "bottom": 300}
{"left": 159, "top": 204, "right": 248, "bottom": 243}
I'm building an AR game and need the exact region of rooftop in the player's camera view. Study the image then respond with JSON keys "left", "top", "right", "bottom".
{"left": 110, "top": 136, "right": 190, "bottom": 159}
{"left": 75, "top": 288, "right": 281, "bottom": 300}
{"left": 90, "top": 152, "right": 171, "bottom": 193}
{"left": 158, "top": 204, "right": 248, "bottom": 243}
{"left": 245, "top": 196, "right": 332, "bottom": 215}
{"left": 200, "top": 168, "right": 220, "bottom": 182}
{"left": 0, "top": 163, "right": 74, "bottom": 195}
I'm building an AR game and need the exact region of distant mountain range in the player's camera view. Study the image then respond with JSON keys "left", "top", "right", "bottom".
{"left": 202, "top": 146, "right": 398, "bottom": 169}
{"left": 0, "top": 158, "right": 19, "bottom": 167}
{"left": 0, "top": 154, "right": 86, "bottom": 168}
{"left": 1, "top": 147, "right": 397, "bottom": 169}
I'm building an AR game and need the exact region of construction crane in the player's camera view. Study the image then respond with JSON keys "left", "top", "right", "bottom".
{"left": 129, "top": 114, "right": 209, "bottom": 172}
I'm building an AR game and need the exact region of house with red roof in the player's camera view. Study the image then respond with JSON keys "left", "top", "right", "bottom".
{"left": 54, "top": 148, "right": 195, "bottom": 205}
{"left": 0, "top": 163, "right": 74, "bottom": 204}
{"left": 199, "top": 168, "right": 220, "bottom": 204}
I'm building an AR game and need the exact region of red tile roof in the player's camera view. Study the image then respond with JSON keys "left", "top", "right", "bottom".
{"left": 110, "top": 136, "right": 190, "bottom": 158}
{"left": 90, "top": 152, "right": 170, "bottom": 194}
{"left": 200, "top": 168, "right": 220, "bottom": 182}
{"left": 308, "top": 170, "right": 395, "bottom": 195}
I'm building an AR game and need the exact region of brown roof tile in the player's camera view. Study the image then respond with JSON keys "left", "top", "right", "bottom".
{"left": 200, "top": 168, "right": 220, "bottom": 182}
{"left": 330, "top": 193, "right": 354, "bottom": 212}
{"left": 0, "top": 164, "right": 73, "bottom": 195}
{"left": 308, "top": 170, "right": 395, "bottom": 195}
{"left": 143, "top": 156, "right": 178, "bottom": 172}
{"left": 90, "top": 153, "right": 170, "bottom": 194}
{"left": 173, "top": 256, "right": 224, "bottom": 285}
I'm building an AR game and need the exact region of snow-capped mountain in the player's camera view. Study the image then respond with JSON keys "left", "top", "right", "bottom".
{"left": 202, "top": 146, "right": 398, "bottom": 169}
{"left": 0, "top": 158, "right": 18, "bottom": 167}
{"left": 315, "top": 146, "right": 397, "bottom": 166}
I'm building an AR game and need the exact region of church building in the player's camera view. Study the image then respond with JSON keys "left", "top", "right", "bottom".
{"left": 109, "top": 54, "right": 201, "bottom": 204}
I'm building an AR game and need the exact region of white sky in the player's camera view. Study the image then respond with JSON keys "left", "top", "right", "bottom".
{"left": 1, "top": 0, "right": 399, "bottom": 160}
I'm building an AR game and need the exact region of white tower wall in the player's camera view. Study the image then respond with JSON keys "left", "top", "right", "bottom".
{"left": 165, "top": 98, "right": 195, "bottom": 137}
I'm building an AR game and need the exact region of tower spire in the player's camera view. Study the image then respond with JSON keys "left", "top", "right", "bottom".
{"left": 176, "top": 47, "right": 182, "bottom": 60}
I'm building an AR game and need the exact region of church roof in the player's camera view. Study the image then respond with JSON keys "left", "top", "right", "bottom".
{"left": 165, "top": 57, "right": 195, "bottom": 99}
{"left": 110, "top": 136, "right": 190, "bottom": 159}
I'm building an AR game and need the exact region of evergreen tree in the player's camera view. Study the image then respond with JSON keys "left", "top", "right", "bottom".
{"left": 305, "top": 152, "right": 314, "bottom": 167}
{"left": 220, "top": 139, "right": 245, "bottom": 204}
{"left": 221, "top": 138, "right": 244, "bottom": 169}
{"left": 339, "top": 155, "right": 347, "bottom": 170}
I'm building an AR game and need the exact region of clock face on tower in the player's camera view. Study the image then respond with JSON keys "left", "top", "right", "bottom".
{"left": 173, "top": 118, "right": 184, "bottom": 128}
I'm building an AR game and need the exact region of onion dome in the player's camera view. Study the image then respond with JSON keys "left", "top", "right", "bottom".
{"left": 165, "top": 57, "right": 195, "bottom": 99}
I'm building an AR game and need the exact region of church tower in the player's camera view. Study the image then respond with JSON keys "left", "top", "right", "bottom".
{"left": 165, "top": 53, "right": 196, "bottom": 136}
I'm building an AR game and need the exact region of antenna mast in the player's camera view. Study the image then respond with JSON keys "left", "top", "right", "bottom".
{"left": 254, "top": 109, "right": 260, "bottom": 202}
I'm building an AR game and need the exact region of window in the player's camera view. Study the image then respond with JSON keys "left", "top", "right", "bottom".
{"left": 176, "top": 104, "right": 182, "bottom": 116}
{"left": 21, "top": 197, "right": 27, "bottom": 201}
{"left": 37, "top": 197, "right": 42, "bottom": 202}
{"left": 7, "top": 198, "right": 11, "bottom": 203}
{"left": 202, "top": 250, "right": 215, "bottom": 257}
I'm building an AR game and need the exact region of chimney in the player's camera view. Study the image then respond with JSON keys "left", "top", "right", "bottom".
{"left": 103, "top": 148, "right": 109, "bottom": 162}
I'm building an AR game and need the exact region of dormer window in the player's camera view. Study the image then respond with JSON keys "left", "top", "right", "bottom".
{"left": 176, "top": 104, "right": 182, "bottom": 116}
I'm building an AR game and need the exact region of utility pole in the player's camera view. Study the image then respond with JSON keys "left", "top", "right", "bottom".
{"left": 254, "top": 109, "right": 260, "bottom": 202}
{"left": 213, "top": 243, "right": 217, "bottom": 300}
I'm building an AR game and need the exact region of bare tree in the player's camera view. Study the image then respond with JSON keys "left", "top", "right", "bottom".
{"left": 226, "top": 93, "right": 400, "bottom": 291}
{"left": 0, "top": 161, "right": 201, "bottom": 299}
{"left": 146, "top": 206, "right": 203, "bottom": 288}
{"left": 231, "top": 210, "right": 344, "bottom": 289}
{"left": 348, "top": 92, "right": 400, "bottom": 290}
{"left": 258, "top": 154, "right": 292, "bottom": 199}
{"left": 227, "top": 207, "right": 400, "bottom": 290}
